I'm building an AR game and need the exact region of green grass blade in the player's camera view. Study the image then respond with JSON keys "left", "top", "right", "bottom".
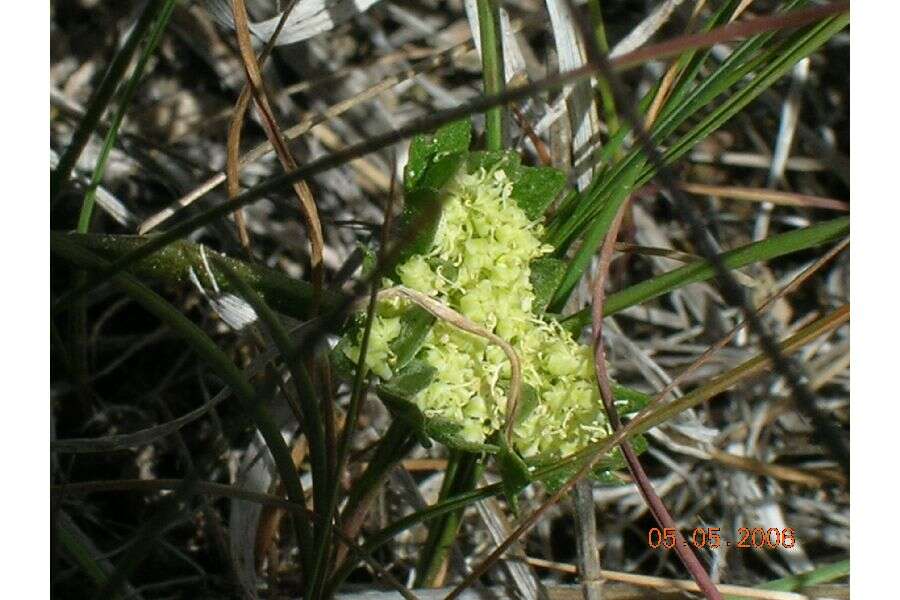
{"left": 561, "top": 217, "right": 848, "bottom": 332}
{"left": 476, "top": 0, "right": 505, "bottom": 150}
{"left": 50, "top": 234, "right": 316, "bottom": 569}
{"left": 549, "top": 158, "right": 643, "bottom": 310}
{"left": 56, "top": 512, "right": 111, "bottom": 590}
{"left": 51, "top": 1, "right": 168, "bottom": 202}
{"left": 77, "top": 0, "right": 177, "bottom": 232}
{"left": 213, "top": 258, "right": 329, "bottom": 536}
{"left": 726, "top": 559, "right": 849, "bottom": 599}
{"left": 57, "top": 233, "right": 333, "bottom": 320}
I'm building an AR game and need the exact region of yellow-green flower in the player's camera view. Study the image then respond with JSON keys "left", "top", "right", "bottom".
{"left": 345, "top": 162, "right": 611, "bottom": 458}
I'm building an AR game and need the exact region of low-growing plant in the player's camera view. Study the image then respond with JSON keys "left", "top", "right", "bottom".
{"left": 51, "top": 1, "right": 850, "bottom": 599}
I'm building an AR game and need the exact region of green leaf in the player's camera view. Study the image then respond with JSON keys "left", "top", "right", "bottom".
{"left": 427, "top": 419, "right": 499, "bottom": 454}
{"left": 405, "top": 120, "right": 472, "bottom": 192}
{"left": 513, "top": 384, "right": 540, "bottom": 428}
{"left": 529, "top": 257, "right": 567, "bottom": 315}
{"left": 378, "top": 359, "right": 436, "bottom": 400}
{"left": 377, "top": 361, "right": 500, "bottom": 453}
{"left": 330, "top": 335, "right": 361, "bottom": 382}
{"left": 612, "top": 384, "right": 652, "bottom": 415}
{"left": 533, "top": 456, "right": 583, "bottom": 494}
{"left": 497, "top": 434, "right": 531, "bottom": 515}
{"left": 511, "top": 166, "right": 567, "bottom": 221}
{"left": 530, "top": 433, "right": 648, "bottom": 494}
{"left": 377, "top": 360, "right": 437, "bottom": 449}
{"left": 416, "top": 151, "right": 466, "bottom": 193}
{"left": 393, "top": 187, "right": 443, "bottom": 269}
{"left": 389, "top": 307, "right": 436, "bottom": 371}
{"left": 359, "top": 242, "right": 378, "bottom": 278}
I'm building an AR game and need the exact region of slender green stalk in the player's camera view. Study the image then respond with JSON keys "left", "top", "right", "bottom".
{"left": 309, "top": 277, "right": 381, "bottom": 598}
{"left": 56, "top": 233, "right": 334, "bottom": 320}
{"left": 51, "top": 234, "right": 317, "bottom": 571}
{"left": 414, "top": 452, "right": 482, "bottom": 587}
{"left": 561, "top": 216, "right": 848, "bottom": 332}
{"left": 67, "top": 0, "right": 176, "bottom": 417}
{"left": 549, "top": 158, "right": 643, "bottom": 310}
{"left": 57, "top": 514, "right": 110, "bottom": 589}
{"left": 77, "top": 0, "right": 176, "bottom": 232}
{"left": 333, "top": 420, "right": 416, "bottom": 575}
{"left": 726, "top": 559, "right": 849, "bottom": 599}
{"left": 586, "top": 0, "right": 620, "bottom": 139}
{"left": 340, "top": 421, "right": 415, "bottom": 528}
{"left": 51, "top": 0, "right": 167, "bottom": 202}
{"left": 476, "top": 0, "right": 505, "bottom": 150}
{"left": 213, "top": 258, "right": 329, "bottom": 539}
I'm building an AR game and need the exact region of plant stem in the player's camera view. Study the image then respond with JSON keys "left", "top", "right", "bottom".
{"left": 332, "top": 421, "right": 415, "bottom": 571}
{"left": 415, "top": 451, "right": 482, "bottom": 588}
{"left": 77, "top": 0, "right": 176, "bottom": 232}
{"left": 476, "top": 0, "right": 505, "bottom": 150}
{"left": 56, "top": 233, "right": 334, "bottom": 320}
{"left": 68, "top": 0, "right": 176, "bottom": 415}
{"left": 586, "top": 0, "right": 620, "bottom": 140}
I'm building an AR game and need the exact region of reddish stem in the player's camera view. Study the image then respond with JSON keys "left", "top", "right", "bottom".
{"left": 590, "top": 200, "right": 723, "bottom": 600}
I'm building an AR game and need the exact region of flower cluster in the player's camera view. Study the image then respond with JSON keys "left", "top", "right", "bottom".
{"left": 345, "top": 164, "right": 611, "bottom": 458}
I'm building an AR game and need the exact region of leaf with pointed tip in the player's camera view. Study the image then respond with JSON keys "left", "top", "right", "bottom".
{"left": 511, "top": 166, "right": 567, "bottom": 221}
{"left": 405, "top": 120, "right": 472, "bottom": 192}
{"left": 496, "top": 434, "right": 531, "bottom": 515}
{"left": 416, "top": 151, "right": 466, "bottom": 193}
{"left": 529, "top": 257, "right": 567, "bottom": 315}
{"left": 393, "top": 187, "right": 443, "bottom": 270}
{"left": 612, "top": 384, "right": 652, "bottom": 415}
{"left": 389, "top": 307, "right": 436, "bottom": 372}
{"left": 377, "top": 361, "right": 500, "bottom": 453}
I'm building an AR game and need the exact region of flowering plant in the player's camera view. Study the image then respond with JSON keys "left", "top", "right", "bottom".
{"left": 337, "top": 120, "right": 646, "bottom": 485}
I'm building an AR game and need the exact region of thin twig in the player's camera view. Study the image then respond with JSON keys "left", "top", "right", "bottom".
{"left": 589, "top": 202, "right": 721, "bottom": 600}
{"left": 231, "top": 0, "right": 325, "bottom": 300}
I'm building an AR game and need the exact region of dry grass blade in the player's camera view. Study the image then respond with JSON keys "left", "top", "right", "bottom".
{"left": 474, "top": 497, "right": 547, "bottom": 600}
{"left": 231, "top": 0, "right": 325, "bottom": 297}
{"left": 226, "top": 0, "right": 303, "bottom": 250}
{"left": 523, "top": 558, "right": 813, "bottom": 600}
{"left": 707, "top": 449, "right": 846, "bottom": 487}
{"left": 131, "top": 3, "right": 843, "bottom": 236}
{"left": 138, "top": 38, "right": 480, "bottom": 234}
{"left": 227, "top": 86, "right": 255, "bottom": 250}
{"left": 643, "top": 0, "right": 708, "bottom": 128}
{"left": 253, "top": 436, "right": 309, "bottom": 572}
{"left": 631, "top": 236, "right": 848, "bottom": 437}
{"left": 610, "top": 0, "right": 686, "bottom": 58}
{"left": 678, "top": 182, "right": 849, "bottom": 211}
{"left": 546, "top": 0, "right": 600, "bottom": 190}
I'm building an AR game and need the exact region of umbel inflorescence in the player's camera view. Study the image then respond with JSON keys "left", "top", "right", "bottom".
{"left": 344, "top": 162, "right": 612, "bottom": 459}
